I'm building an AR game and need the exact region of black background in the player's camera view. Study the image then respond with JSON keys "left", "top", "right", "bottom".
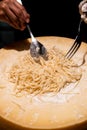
{"left": 17, "top": 0, "right": 87, "bottom": 42}
{"left": 0, "top": 0, "right": 87, "bottom": 47}
{"left": 22, "top": 0, "right": 81, "bottom": 38}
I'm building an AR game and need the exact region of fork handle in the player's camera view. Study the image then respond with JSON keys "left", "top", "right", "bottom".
{"left": 78, "top": 19, "right": 83, "bottom": 33}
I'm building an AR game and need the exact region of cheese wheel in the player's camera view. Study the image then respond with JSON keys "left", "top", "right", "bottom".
{"left": 0, "top": 36, "right": 87, "bottom": 130}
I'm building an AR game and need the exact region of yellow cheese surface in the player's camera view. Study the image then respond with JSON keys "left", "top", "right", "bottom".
{"left": 0, "top": 36, "right": 87, "bottom": 130}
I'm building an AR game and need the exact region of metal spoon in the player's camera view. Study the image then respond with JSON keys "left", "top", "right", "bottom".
{"left": 17, "top": 0, "right": 47, "bottom": 59}
{"left": 27, "top": 25, "right": 47, "bottom": 59}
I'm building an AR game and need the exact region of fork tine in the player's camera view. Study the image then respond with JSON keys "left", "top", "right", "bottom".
{"left": 65, "top": 19, "right": 83, "bottom": 59}
{"left": 65, "top": 34, "right": 81, "bottom": 59}
{"left": 66, "top": 41, "right": 81, "bottom": 59}
{"left": 65, "top": 40, "right": 78, "bottom": 58}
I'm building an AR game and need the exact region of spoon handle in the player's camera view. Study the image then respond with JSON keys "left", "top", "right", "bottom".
{"left": 27, "top": 25, "right": 36, "bottom": 42}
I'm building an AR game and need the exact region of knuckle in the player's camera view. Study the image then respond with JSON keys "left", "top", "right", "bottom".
{"left": 4, "top": 0, "right": 9, "bottom": 3}
{"left": 21, "top": 7, "right": 28, "bottom": 15}
{"left": 13, "top": 17, "right": 17, "bottom": 22}
{"left": 21, "top": 6, "right": 25, "bottom": 10}
{"left": 18, "top": 10, "right": 22, "bottom": 16}
{"left": 17, "top": 8, "right": 23, "bottom": 16}
{"left": 1, "top": 2, "right": 7, "bottom": 10}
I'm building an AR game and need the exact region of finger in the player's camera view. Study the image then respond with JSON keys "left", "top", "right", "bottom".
{"left": 79, "top": 0, "right": 87, "bottom": 13}
{"left": 82, "top": 3, "right": 87, "bottom": 12}
{"left": 81, "top": 14, "right": 86, "bottom": 19}
{"left": 13, "top": 0, "right": 30, "bottom": 23}
{"left": 79, "top": 1, "right": 85, "bottom": 14}
{"left": 4, "top": 7, "right": 22, "bottom": 29}
{"left": 9, "top": 1, "right": 30, "bottom": 30}
{"left": 84, "top": 18, "right": 87, "bottom": 23}
{"left": 0, "top": 0, "right": 27, "bottom": 30}
{"left": 4, "top": 15, "right": 20, "bottom": 29}
{"left": 9, "top": 2, "right": 27, "bottom": 28}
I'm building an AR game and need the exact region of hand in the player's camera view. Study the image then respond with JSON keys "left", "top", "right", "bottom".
{"left": 79, "top": 0, "right": 87, "bottom": 23}
{"left": 0, "top": 0, "right": 30, "bottom": 30}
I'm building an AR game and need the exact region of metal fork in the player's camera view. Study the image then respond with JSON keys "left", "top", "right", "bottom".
{"left": 65, "top": 19, "right": 83, "bottom": 59}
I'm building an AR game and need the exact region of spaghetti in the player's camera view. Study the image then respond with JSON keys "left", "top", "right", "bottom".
{"left": 8, "top": 47, "right": 82, "bottom": 95}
